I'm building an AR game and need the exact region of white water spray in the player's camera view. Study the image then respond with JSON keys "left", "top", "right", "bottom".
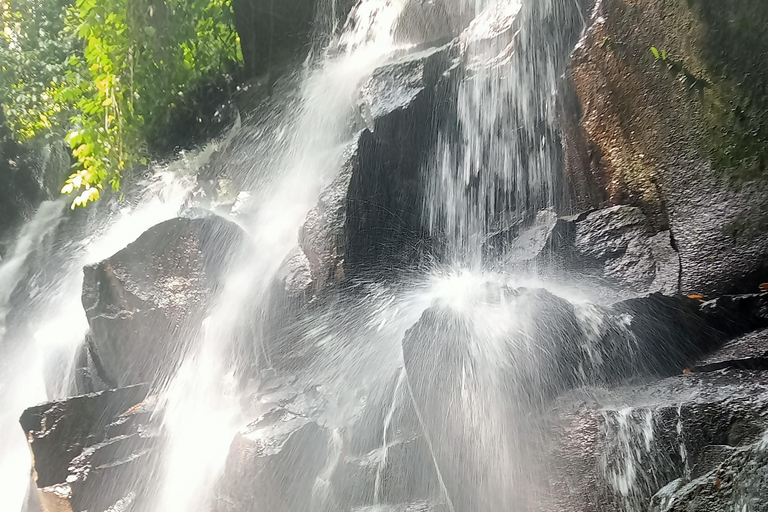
{"left": 155, "top": 3, "right": 408, "bottom": 511}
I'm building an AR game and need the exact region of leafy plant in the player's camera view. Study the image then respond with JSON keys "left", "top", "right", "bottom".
{"left": 650, "top": 46, "right": 668, "bottom": 61}
{"left": 1, "top": 0, "right": 242, "bottom": 207}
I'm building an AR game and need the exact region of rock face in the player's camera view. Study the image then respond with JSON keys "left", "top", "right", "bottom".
{"left": 344, "top": 45, "right": 455, "bottom": 276}
{"left": 544, "top": 370, "right": 768, "bottom": 512}
{"left": 19, "top": 386, "right": 158, "bottom": 512}
{"left": 231, "top": 0, "right": 318, "bottom": 80}
{"left": 694, "top": 328, "right": 768, "bottom": 372}
{"left": 562, "top": 0, "right": 768, "bottom": 295}
{"left": 215, "top": 406, "right": 330, "bottom": 512}
{"left": 544, "top": 205, "right": 680, "bottom": 295}
{"left": 82, "top": 215, "right": 244, "bottom": 387}
{"left": 650, "top": 437, "right": 768, "bottom": 512}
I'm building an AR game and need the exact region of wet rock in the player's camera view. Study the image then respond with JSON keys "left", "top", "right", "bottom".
{"left": 699, "top": 292, "right": 768, "bottom": 337}
{"left": 19, "top": 385, "right": 156, "bottom": 511}
{"left": 331, "top": 374, "right": 440, "bottom": 508}
{"left": 71, "top": 333, "right": 110, "bottom": 395}
{"left": 611, "top": 293, "right": 719, "bottom": 376}
{"left": 232, "top": 0, "right": 318, "bottom": 80}
{"left": 216, "top": 407, "right": 330, "bottom": 512}
{"left": 650, "top": 438, "right": 768, "bottom": 512}
{"left": 402, "top": 289, "right": 594, "bottom": 512}
{"left": 345, "top": 45, "right": 455, "bottom": 277}
{"left": 331, "top": 435, "right": 438, "bottom": 508}
{"left": 82, "top": 215, "right": 244, "bottom": 387}
{"left": 19, "top": 385, "right": 147, "bottom": 488}
{"left": 66, "top": 433, "right": 157, "bottom": 512}
{"left": 352, "top": 502, "right": 449, "bottom": 512}
{"left": 394, "top": 0, "right": 472, "bottom": 47}
{"left": 694, "top": 328, "right": 768, "bottom": 372}
{"left": 554, "top": 206, "right": 681, "bottom": 294}
{"left": 299, "top": 145, "right": 357, "bottom": 291}
{"left": 562, "top": 0, "right": 768, "bottom": 296}
{"left": 544, "top": 370, "right": 768, "bottom": 511}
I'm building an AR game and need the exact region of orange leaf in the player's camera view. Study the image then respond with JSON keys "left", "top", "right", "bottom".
{"left": 687, "top": 294, "right": 704, "bottom": 300}
{"left": 759, "top": 283, "right": 768, "bottom": 292}
{"left": 683, "top": 369, "right": 691, "bottom": 375}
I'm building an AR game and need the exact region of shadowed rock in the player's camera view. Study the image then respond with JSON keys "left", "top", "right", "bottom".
{"left": 215, "top": 407, "right": 330, "bottom": 512}
{"left": 82, "top": 215, "right": 244, "bottom": 387}
{"left": 694, "top": 328, "right": 768, "bottom": 372}
{"left": 19, "top": 385, "right": 158, "bottom": 512}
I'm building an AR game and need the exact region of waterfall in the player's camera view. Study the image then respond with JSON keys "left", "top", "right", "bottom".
{"left": 5, "top": 1, "right": 753, "bottom": 512}
{"left": 0, "top": 153, "right": 204, "bottom": 512}
{"left": 154, "top": 3, "right": 408, "bottom": 511}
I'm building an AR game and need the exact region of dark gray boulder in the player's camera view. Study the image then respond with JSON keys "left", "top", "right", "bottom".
{"left": 299, "top": 144, "right": 358, "bottom": 291}
{"left": 650, "top": 438, "right": 768, "bottom": 512}
{"left": 546, "top": 206, "right": 680, "bottom": 295}
{"left": 330, "top": 369, "right": 441, "bottom": 508}
{"left": 331, "top": 435, "right": 439, "bottom": 508}
{"left": 231, "top": 0, "right": 318, "bottom": 80}
{"left": 18, "top": 385, "right": 156, "bottom": 511}
{"left": 82, "top": 215, "right": 244, "bottom": 387}
{"left": 695, "top": 328, "right": 768, "bottom": 372}
{"left": 401, "top": 289, "right": 595, "bottom": 512}
{"left": 344, "top": 45, "right": 455, "bottom": 277}
{"left": 699, "top": 292, "right": 768, "bottom": 337}
{"left": 543, "top": 370, "right": 768, "bottom": 512}
{"left": 610, "top": 293, "right": 719, "bottom": 376}
{"left": 215, "top": 406, "right": 330, "bottom": 512}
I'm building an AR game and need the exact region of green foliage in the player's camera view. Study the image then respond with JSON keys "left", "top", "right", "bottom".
{"left": 1, "top": 0, "right": 242, "bottom": 207}
{"left": 650, "top": 46, "right": 667, "bottom": 61}
{"left": 0, "top": 0, "right": 76, "bottom": 140}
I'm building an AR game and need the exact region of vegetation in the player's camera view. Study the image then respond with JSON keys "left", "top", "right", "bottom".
{"left": 0, "top": 0, "right": 242, "bottom": 207}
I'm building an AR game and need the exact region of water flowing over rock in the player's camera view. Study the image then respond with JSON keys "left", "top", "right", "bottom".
{"left": 3, "top": 0, "right": 768, "bottom": 511}
{"left": 215, "top": 406, "right": 331, "bottom": 512}
{"left": 544, "top": 369, "right": 768, "bottom": 511}
{"left": 345, "top": 45, "right": 455, "bottom": 276}
{"left": 19, "top": 385, "right": 156, "bottom": 511}
{"left": 82, "top": 216, "right": 244, "bottom": 388}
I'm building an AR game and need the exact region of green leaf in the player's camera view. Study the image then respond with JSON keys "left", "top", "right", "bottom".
{"left": 650, "top": 46, "right": 660, "bottom": 60}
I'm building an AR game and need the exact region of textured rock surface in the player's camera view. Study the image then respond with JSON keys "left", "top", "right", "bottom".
{"left": 650, "top": 436, "right": 768, "bottom": 512}
{"left": 695, "top": 328, "right": 768, "bottom": 372}
{"left": 544, "top": 205, "right": 681, "bottom": 295}
{"left": 611, "top": 293, "right": 719, "bottom": 376}
{"left": 82, "top": 215, "right": 244, "bottom": 387}
{"left": 215, "top": 406, "right": 330, "bottom": 512}
{"left": 544, "top": 370, "right": 768, "bottom": 512}
{"left": 345, "top": 45, "right": 454, "bottom": 276}
{"left": 562, "top": 0, "right": 768, "bottom": 296}
{"left": 19, "top": 386, "right": 156, "bottom": 511}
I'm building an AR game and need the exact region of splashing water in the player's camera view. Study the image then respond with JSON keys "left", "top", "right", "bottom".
{"left": 0, "top": 1, "right": 668, "bottom": 512}
{"left": 154, "top": 3, "right": 408, "bottom": 511}
{"left": 0, "top": 150, "right": 206, "bottom": 512}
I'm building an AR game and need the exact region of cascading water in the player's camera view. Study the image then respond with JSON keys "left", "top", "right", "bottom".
{"left": 154, "top": 4, "right": 408, "bottom": 512}
{"left": 1, "top": 1, "right": 712, "bottom": 512}
{"left": 0, "top": 150, "right": 206, "bottom": 512}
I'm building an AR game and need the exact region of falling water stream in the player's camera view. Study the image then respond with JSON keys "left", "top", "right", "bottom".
{"left": 0, "top": 1, "right": 678, "bottom": 511}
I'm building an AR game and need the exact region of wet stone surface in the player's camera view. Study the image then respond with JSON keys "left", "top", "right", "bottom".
{"left": 19, "top": 385, "right": 159, "bottom": 512}
{"left": 544, "top": 369, "right": 768, "bottom": 511}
